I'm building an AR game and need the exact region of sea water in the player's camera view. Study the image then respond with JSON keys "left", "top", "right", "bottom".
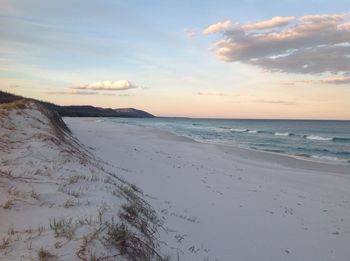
{"left": 108, "top": 118, "right": 350, "bottom": 163}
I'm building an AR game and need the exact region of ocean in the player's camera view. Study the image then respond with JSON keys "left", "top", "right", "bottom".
{"left": 108, "top": 117, "right": 350, "bottom": 163}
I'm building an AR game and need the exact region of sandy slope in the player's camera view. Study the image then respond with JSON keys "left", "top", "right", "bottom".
{"left": 65, "top": 117, "right": 350, "bottom": 261}
{"left": 0, "top": 102, "right": 167, "bottom": 260}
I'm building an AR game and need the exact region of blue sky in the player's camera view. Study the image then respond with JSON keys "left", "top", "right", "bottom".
{"left": 1, "top": 1, "right": 349, "bottom": 119}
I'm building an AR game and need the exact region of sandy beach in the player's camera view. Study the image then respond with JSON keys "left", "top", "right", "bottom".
{"left": 64, "top": 117, "right": 350, "bottom": 261}
{"left": 2, "top": 2, "right": 350, "bottom": 260}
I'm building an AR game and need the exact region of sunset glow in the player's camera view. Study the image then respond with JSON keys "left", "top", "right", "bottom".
{"left": 1, "top": 1, "right": 349, "bottom": 119}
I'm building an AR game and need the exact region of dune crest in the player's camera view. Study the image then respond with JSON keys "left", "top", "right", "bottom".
{"left": 0, "top": 100, "right": 166, "bottom": 260}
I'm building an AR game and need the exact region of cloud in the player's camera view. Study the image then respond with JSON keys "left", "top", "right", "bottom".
{"left": 319, "top": 76, "right": 350, "bottom": 84}
{"left": 202, "top": 20, "right": 231, "bottom": 35}
{"left": 197, "top": 91, "right": 225, "bottom": 96}
{"left": 254, "top": 99, "right": 296, "bottom": 106}
{"left": 202, "top": 12, "right": 350, "bottom": 78}
{"left": 191, "top": 16, "right": 293, "bottom": 37}
{"left": 302, "top": 76, "right": 350, "bottom": 85}
{"left": 250, "top": 45, "right": 350, "bottom": 74}
{"left": 300, "top": 14, "right": 345, "bottom": 23}
{"left": 242, "top": 16, "right": 295, "bottom": 30}
{"left": 71, "top": 80, "right": 137, "bottom": 91}
{"left": 46, "top": 80, "right": 140, "bottom": 96}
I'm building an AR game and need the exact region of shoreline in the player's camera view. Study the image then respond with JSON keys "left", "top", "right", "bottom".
{"left": 217, "top": 144, "right": 350, "bottom": 175}
{"left": 92, "top": 118, "right": 350, "bottom": 173}
{"left": 103, "top": 118, "right": 350, "bottom": 166}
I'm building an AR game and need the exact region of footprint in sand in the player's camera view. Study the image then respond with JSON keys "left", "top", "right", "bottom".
{"left": 284, "top": 207, "right": 294, "bottom": 215}
{"left": 174, "top": 234, "right": 187, "bottom": 243}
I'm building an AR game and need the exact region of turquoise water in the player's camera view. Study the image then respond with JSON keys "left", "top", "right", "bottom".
{"left": 108, "top": 118, "right": 350, "bottom": 163}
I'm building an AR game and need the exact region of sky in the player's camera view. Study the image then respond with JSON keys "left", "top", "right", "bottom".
{"left": 0, "top": 0, "right": 349, "bottom": 119}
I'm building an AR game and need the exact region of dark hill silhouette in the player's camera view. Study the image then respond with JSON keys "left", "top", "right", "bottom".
{"left": 0, "top": 90, "right": 154, "bottom": 118}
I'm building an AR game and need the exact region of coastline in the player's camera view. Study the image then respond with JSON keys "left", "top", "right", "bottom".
{"left": 64, "top": 117, "right": 350, "bottom": 261}
{"left": 105, "top": 117, "right": 350, "bottom": 166}
{"left": 217, "top": 144, "right": 350, "bottom": 175}
{"left": 93, "top": 118, "right": 350, "bottom": 173}
{"left": 157, "top": 125, "right": 350, "bottom": 172}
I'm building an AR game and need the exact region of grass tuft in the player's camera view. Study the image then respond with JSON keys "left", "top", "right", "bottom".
{"left": 30, "top": 188, "right": 40, "bottom": 200}
{"left": 106, "top": 222, "right": 164, "bottom": 261}
{"left": 49, "top": 217, "right": 75, "bottom": 239}
{"left": 63, "top": 198, "right": 76, "bottom": 208}
{"left": 0, "top": 99, "right": 28, "bottom": 110}
{"left": 38, "top": 247, "right": 57, "bottom": 261}
{"left": 0, "top": 237, "right": 10, "bottom": 250}
{"left": 2, "top": 199, "right": 14, "bottom": 209}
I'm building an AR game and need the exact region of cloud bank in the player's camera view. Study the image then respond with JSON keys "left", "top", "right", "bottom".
{"left": 202, "top": 20, "right": 231, "bottom": 35}
{"left": 46, "top": 80, "right": 138, "bottom": 96}
{"left": 241, "top": 16, "right": 295, "bottom": 30}
{"left": 319, "top": 76, "right": 350, "bottom": 84}
{"left": 71, "top": 80, "right": 137, "bottom": 91}
{"left": 301, "top": 76, "right": 350, "bottom": 85}
{"left": 199, "top": 13, "right": 350, "bottom": 78}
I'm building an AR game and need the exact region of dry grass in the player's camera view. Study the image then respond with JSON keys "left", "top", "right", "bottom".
{"left": 2, "top": 199, "right": 14, "bottom": 209}
{"left": 63, "top": 198, "right": 76, "bottom": 208}
{"left": 67, "top": 176, "right": 79, "bottom": 185}
{"left": 0, "top": 99, "right": 28, "bottom": 110}
{"left": 0, "top": 109, "right": 9, "bottom": 117}
{"left": 0, "top": 237, "right": 10, "bottom": 250}
{"left": 38, "top": 247, "right": 57, "bottom": 261}
{"left": 37, "top": 102, "right": 71, "bottom": 141}
{"left": 105, "top": 222, "right": 165, "bottom": 261}
{"left": 76, "top": 227, "right": 102, "bottom": 260}
{"left": 57, "top": 185, "right": 81, "bottom": 198}
{"left": 30, "top": 188, "right": 40, "bottom": 200}
{"left": 49, "top": 217, "right": 75, "bottom": 239}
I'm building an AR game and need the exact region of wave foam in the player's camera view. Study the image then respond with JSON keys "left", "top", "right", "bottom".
{"left": 274, "top": 132, "right": 292, "bottom": 136}
{"left": 230, "top": 128, "right": 248, "bottom": 132}
{"left": 310, "top": 155, "right": 346, "bottom": 162}
{"left": 304, "top": 135, "right": 333, "bottom": 141}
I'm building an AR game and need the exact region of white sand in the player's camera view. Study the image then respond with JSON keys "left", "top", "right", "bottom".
{"left": 0, "top": 103, "right": 166, "bottom": 260}
{"left": 1, "top": 103, "right": 349, "bottom": 261}
{"left": 64, "top": 117, "right": 350, "bottom": 261}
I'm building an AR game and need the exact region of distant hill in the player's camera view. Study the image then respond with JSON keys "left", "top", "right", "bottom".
{"left": 114, "top": 108, "right": 154, "bottom": 118}
{"left": 0, "top": 90, "right": 155, "bottom": 118}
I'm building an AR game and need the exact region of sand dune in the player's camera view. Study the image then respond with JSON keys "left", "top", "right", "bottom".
{"left": 0, "top": 101, "right": 165, "bottom": 260}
